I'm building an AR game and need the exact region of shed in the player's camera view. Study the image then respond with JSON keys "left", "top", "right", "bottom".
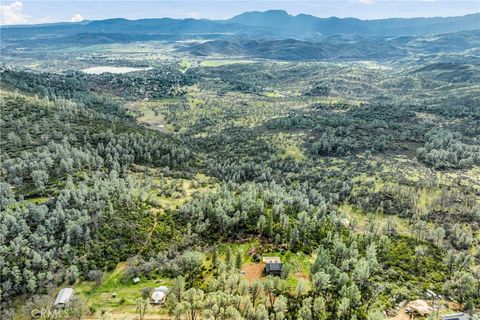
{"left": 133, "top": 277, "right": 140, "bottom": 284}
{"left": 151, "top": 286, "right": 169, "bottom": 304}
{"left": 265, "top": 262, "right": 283, "bottom": 276}
{"left": 54, "top": 288, "right": 74, "bottom": 307}
{"left": 441, "top": 313, "right": 470, "bottom": 320}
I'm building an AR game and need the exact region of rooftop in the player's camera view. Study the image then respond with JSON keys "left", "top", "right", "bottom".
{"left": 54, "top": 288, "right": 74, "bottom": 305}
{"left": 266, "top": 262, "right": 283, "bottom": 271}
{"left": 441, "top": 313, "right": 470, "bottom": 320}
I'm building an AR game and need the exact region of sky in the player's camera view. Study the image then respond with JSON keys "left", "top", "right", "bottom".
{"left": 1, "top": 0, "right": 479, "bottom": 25}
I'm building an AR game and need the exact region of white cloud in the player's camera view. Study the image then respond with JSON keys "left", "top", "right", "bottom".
{"left": 357, "top": 0, "right": 375, "bottom": 4}
{"left": 0, "top": 1, "right": 29, "bottom": 25}
{"left": 70, "top": 13, "right": 84, "bottom": 23}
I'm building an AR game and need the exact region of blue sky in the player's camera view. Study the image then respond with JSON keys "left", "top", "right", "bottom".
{"left": 1, "top": 0, "right": 479, "bottom": 25}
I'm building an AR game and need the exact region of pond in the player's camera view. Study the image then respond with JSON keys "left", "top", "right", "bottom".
{"left": 81, "top": 66, "right": 152, "bottom": 74}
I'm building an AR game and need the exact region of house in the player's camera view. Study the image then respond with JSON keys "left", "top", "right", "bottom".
{"left": 441, "top": 313, "right": 470, "bottom": 320}
{"left": 263, "top": 257, "right": 282, "bottom": 276}
{"left": 54, "top": 288, "right": 74, "bottom": 307}
{"left": 265, "top": 262, "right": 283, "bottom": 276}
{"left": 151, "top": 286, "right": 169, "bottom": 304}
{"left": 133, "top": 277, "right": 140, "bottom": 284}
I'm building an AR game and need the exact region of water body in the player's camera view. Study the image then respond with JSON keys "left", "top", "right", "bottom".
{"left": 82, "top": 66, "right": 152, "bottom": 74}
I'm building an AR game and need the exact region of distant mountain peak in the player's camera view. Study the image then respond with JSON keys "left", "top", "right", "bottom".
{"left": 232, "top": 9, "right": 290, "bottom": 18}
{"left": 228, "top": 10, "right": 295, "bottom": 28}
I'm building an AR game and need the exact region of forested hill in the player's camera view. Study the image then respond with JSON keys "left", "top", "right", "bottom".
{"left": 178, "top": 30, "right": 480, "bottom": 61}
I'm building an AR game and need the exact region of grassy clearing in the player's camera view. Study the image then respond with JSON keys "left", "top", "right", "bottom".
{"left": 263, "top": 250, "right": 313, "bottom": 289}
{"left": 25, "top": 196, "right": 50, "bottom": 204}
{"left": 264, "top": 91, "right": 284, "bottom": 97}
{"left": 200, "top": 59, "right": 257, "bottom": 67}
{"left": 75, "top": 263, "right": 173, "bottom": 317}
{"left": 179, "top": 59, "right": 192, "bottom": 71}
{"left": 126, "top": 99, "right": 185, "bottom": 133}
{"left": 74, "top": 240, "right": 315, "bottom": 317}
{"left": 130, "top": 167, "right": 217, "bottom": 211}
{"left": 272, "top": 132, "right": 305, "bottom": 161}
{"left": 284, "top": 144, "right": 304, "bottom": 161}
{"left": 216, "top": 240, "right": 313, "bottom": 291}
{"left": 339, "top": 203, "right": 412, "bottom": 236}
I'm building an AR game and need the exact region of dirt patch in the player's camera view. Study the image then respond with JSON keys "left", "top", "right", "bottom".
{"left": 387, "top": 300, "right": 465, "bottom": 320}
{"left": 242, "top": 263, "right": 265, "bottom": 282}
{"left": 387, "top": 307, "right": 411, "bottom": 320}
{"left": 294, "top": 272, "right": 309, "bottom": 280}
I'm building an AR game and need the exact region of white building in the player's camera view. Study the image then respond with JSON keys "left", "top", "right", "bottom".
{"left": 151, "top": 286, "right": 169, "bottom": 304}
{"left": 54, "top": 288, "right": 74, "bottom": 307}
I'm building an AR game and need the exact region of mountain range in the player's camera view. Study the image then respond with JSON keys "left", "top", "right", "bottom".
{"left": 227, "top": 10, "right": 480, "bottom": 36}
{"left": 1, "top": 10, "right": 479, "bottom": 61}
{"left": 2, "top": 10, "right": 479, "bottom": 41}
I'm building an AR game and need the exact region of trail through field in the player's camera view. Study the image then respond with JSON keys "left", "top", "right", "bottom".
{"left": 140, "top": 208, "right": 160, "bottom": 253}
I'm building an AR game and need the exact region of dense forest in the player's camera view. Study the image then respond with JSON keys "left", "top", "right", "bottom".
{"left": 0, "top": 11, "right": 479, "bottom": 319}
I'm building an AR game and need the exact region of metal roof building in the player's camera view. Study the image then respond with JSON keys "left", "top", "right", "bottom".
{"left": 54, "top": 288, "right": 74, "bottom": 306}
{"left": 441, "top": 313, "right": 470, "bottom": 320}
{"left": 265, "top": 262, "right": 283, "bottom": 276}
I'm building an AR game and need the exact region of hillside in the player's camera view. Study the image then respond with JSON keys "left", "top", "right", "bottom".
{"left": 179, "top": 31, "right": 480, "bottom": 61}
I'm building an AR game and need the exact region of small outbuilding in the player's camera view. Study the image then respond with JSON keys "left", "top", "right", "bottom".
{"left": 265, "top": 262, "right": 283, "bottom": 276}
{"left": 425, "top": 289, "right": 438, "bottom": 299}
{"left": 54, "top": 288, "right": 74, "bottom": 307}
{"left": 263, "top": 257, "right": 282, "bottom": 276}
{"left": 151, "top": 286, "right": 169, "bottom": 304}
{"left": 133, "top": 277, "right": 140, "bottom": 284}
{"left": 441, "top": 313, "right": 470, "bottom": 320}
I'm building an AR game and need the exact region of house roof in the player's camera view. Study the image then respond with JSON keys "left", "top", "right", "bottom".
{"left": 266, "top": 262, "right": 283, "bottom": 272}
{"left": 151, "top": 291, "right": 166, "bottom": 303}
{"left": 54, "top": 288, "right": 74, "bottom": 305}
{"left": 441, "top": 313, "right": 470, "bottom": 320}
